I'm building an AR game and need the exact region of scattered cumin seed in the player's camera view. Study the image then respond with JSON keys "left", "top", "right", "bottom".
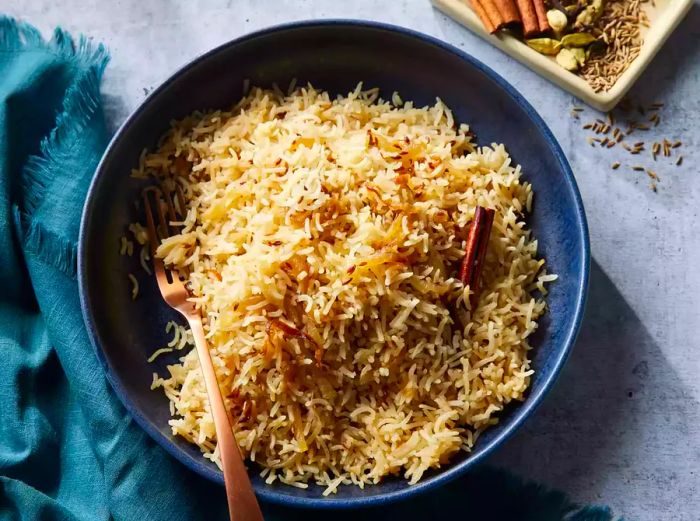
{"left": 572, "top": 107, "right": 583, "bottom": 112}
{"left": 650, "top": 181, "right": 658, "bottom": 192}
{"left": 583, "top": 123, "right": 593, "bottom": 130}
{"left": 632, "top": 166, "right": 645, "bottom": 171}
{"left": 636, "top": 124, "right": 650, "bottom": 131}
{"left": 672, "top": 140, "right": 682, "bottom": 148}
{"left": 676, "top": 155, "right": 683, "bottom": 166}
{"left": 607, "top": 141, "right": 616, "bottom": 148}
{"left": 607, "top": 113, "right": 615, "bottom": 126}
{"left": 646, "top": 169, "right": 658, "bottom": 180}
{"left": 612, "top": 162, "right": 621, "bottom": 170}
{"left": 634, "top": 141, "right": 644, "bottom": 147}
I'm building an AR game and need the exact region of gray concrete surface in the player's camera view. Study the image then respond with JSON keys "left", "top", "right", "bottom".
{"left": 5, "top": 1, "right": 699, "bottom": 519}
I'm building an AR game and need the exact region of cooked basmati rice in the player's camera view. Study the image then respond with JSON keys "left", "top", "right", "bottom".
{"left": 120, "top": 236, "right": 134, "bottom": 257}
{"left": 128, "top": 273, "right": 139, "bottom": 300}
{"left": 141, "top": 83, "right": 553, "bottom": 492}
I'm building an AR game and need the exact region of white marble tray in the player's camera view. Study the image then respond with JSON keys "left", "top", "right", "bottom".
{"left": 432, "top": 0, "right": 693, "bottom": 111}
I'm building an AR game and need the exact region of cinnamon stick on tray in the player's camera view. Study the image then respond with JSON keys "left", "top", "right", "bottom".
{"left": 469, "top": 0, "right": 549, "bottom": 37}
{"left": 532, "top": 0, "right": 551, "bottom": 33}
{"left": 515, "top": 0, "right": 540, "bottom": 37}
{"left": 469, "top": 0, "right": 498, "bottom": 32}
{"left": 495, "top": 0, "right": 521, "bottom": 24}
{"left": 469, "top": 0, "right": 521, "bottom": 33}
{"left": 459, "top": 206, "right": 496, "bottom": 306}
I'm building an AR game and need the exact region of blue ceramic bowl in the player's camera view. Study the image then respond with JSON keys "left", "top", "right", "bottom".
{"left": 79, "top": 20, "right": 589, "bottom": 509}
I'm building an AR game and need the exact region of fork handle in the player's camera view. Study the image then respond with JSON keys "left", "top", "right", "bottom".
{"left": 188, "top": 316, "right": 264, "bottom": 521}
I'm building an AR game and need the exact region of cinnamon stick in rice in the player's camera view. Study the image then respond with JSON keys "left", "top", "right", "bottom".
{"left": 515, "top": 0, "right": 540, "bottom": 37}
{"left": 459, "top": 206, "right": 496, "bottom": 306}
{"left": 532, "top": 0, "right": 551, "bottom": 33}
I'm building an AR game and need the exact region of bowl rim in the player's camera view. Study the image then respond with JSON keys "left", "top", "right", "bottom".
{"left": 78, "top": 18, "right": 590, "bottom": 510}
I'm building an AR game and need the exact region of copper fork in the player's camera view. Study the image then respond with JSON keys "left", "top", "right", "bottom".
{"left": 143, "top": 186, "right": 264, "bottom": 521}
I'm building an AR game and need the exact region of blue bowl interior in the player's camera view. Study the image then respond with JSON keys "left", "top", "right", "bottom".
{"left": 79, "top": 21, "right": 589, "bottom": 509}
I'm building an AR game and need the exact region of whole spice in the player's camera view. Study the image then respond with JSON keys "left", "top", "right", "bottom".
{"left": 532, "top": 0, "right": 551, "bottom": 32}
{"left": 496, "top": 0, "right": 523, "bottom": 24}
{"left": 574, "top": 0, "right": 604, "bottom": 28}
{"left": 561, "top": 33, "right": 598, "bottom": 48}
{"left": 469, "top": 0, "right": 549, "bottom": 36}
{"left": 570, "top": 47, "right": 587, "bottom": 66}
{"left": 526, "top": 37, "right": 562, "bottom": 55}
{"left": 580, "top": 0, "right": 647, "bottom": 93}
{"left": 578, "top": 100, "right": 683, "bottom": 193}
{"left": 466, "top": 0, "right": 648, "bottom": 91}
{"left": 470, "top": 0, "right": 498, "bottom": 32}
{"left": 470, "top": 0, "right": 522, "bottom": 33}
{"left": 547, "top": 8, "right": 568, "bottom": 33}
{"left": 517, "top": 0, "right": 542, "bottom": 36}
{"left": 459, "top": 206, "right": 496, "bottom": 306}
{"left": 556, "top": 48, "right": 580, "bottom": 71}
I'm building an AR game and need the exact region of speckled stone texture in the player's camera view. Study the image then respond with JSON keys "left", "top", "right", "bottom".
{"left": 5, "top": 1, "right": 699, "bottom": 519}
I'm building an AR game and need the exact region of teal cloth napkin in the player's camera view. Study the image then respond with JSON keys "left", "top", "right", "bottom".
{"left": 0, "top": 17, "right": 619, "bottom": 521}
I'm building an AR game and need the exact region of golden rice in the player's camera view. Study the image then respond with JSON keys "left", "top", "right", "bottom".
{"left": 140, "top": 84, "right": 554, "bottom": 493}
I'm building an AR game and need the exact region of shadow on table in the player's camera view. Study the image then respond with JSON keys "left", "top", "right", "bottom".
{"left": 102, "top": 92, "right": 131, "bottom": 135}
{"left": 263, "top": 465, "right": 601, "bottom": 521}
{"left": 488, "top": 257, "right": 697, "bottom": 503}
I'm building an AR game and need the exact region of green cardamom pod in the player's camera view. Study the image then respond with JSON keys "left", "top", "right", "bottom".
{"left": 561, "top": 33, "right": 597, "bottom": 47}
{"left": 526, "top": 38, "right": 562, "bottom": 56}
{"left": 556, "top": 48, "right": 580, "bottom": 71}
